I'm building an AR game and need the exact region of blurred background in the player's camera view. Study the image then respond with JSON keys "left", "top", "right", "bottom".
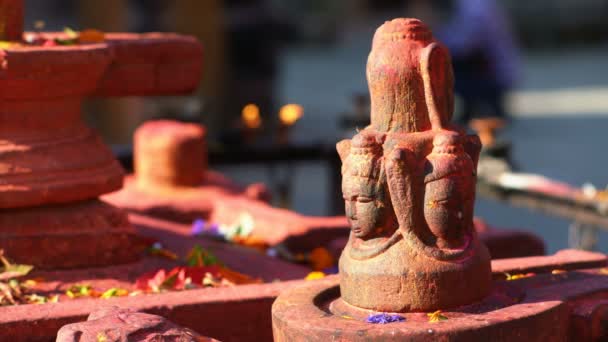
{"left": 22, "top": 0, "right": 608, "bottom": 253}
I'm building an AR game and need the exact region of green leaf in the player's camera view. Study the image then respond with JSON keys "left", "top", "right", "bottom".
{"left": 54, "top": 38, "right": 77, "bottom": 46}
{"left": 186, "top": 245, "right": 221, "bottom": 267}
{"left": 0, "top": 252, "right": 33, "bottom": 281}
{"left": 66, "top": 284, "right": 92, "bottom": 298}
{"left": 100, "top": 288, "right": 128, "bottom": 299}
{"left": 63, "top": 27, "right": 79, "bottom": 39}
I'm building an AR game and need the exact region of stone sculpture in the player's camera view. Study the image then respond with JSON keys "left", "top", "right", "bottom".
{"left": 336, "top": 18, "right": 491, "bottom": 312}
{"left": 56, "top": 306, "right": 217, "bottom": 342}
{"left": 270, "top": 18, "right": 608, "bottom": 342}
{"left": 0, "top": 0, "right": 202, "bottom": 268}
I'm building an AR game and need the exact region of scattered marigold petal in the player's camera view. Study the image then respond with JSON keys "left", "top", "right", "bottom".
{"left": 97, "top": 332, "right": 108, "bottom": 342}
{"left": 100, "top": 288, "right": 129, "bottom": 299}
{"left": 427, "top": 310, "right": 448, "bottom": 322}
{"left": 232, "top": 235, "right": 268, "bottom": 252}
{"left": 78, "top": 29, "right": 105, "bottom": 43}
{"left": 147, "top": 245, "right": 178, "bottom": 261}
{"left": 24, "top": 293, "right": 57, "bottom": 304}
{"left": 305, "top": 271, "right": 326, "bottom": 281}
{"left": 599, "top": 268, "right": 608, "bottom": 275}
{"left": 505, "top": 273, "right": 534, "bottom": 281}
{"left": 309, "top": 247, "right": 335, "bottom": 271}
{"left": 551, "top": 269, "right": 567, "bottom": 275}
{"left": 66, "top": 284, "right": 95, "bottom": 298}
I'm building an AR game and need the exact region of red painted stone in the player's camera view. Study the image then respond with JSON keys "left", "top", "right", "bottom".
{"left": 473, "top": 218, "right": 545, "bottom": 258}
{"left": 96, "top": 33, "right": 203, "bottom": 96}
{"left": 56, "top": 306, "right": 217, "bottom": 342}
{"left": 327, "top": 220, "right": 545, "bottom": 261}
{"left": 0, "top": 242, "right": 601, "bottom": 341}
{"left": 569, "top": 299, "right": 608, "bottom": 341}
{"left": 491, "top": 249, "right": 607, "bottom": 277}
{"left": 0, "top": 0, "right": 22, "bottom": 41}
{"left": 0, "top": 1, "right": 204, "bottom": 268}
{"left": 134, "top": 120, "right": 208, "bottom": 190}
{"left": 0, "top": 44, "right": 122, "bottom": 208}
{"left": 336, "top": 18, "right": 490, "bottom": 312}
{"left": 209, "top": 196, "right": 349, "bottom": 251}
{"left": 271, "top": 17, "right": 608, "bottom": 341}
{"left": 0, "top": 200, "right": 143, "bottom": 269}
{"left": 0, "top": 215, "right": 311, "bottom": 342}
{"left": 272, "top": 267, "right": 608, "bottom": 341}
{"left": 104, "top": 120, "right": 350, "bottom": 252}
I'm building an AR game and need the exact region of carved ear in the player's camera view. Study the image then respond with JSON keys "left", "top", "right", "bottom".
{"left": 336, "top": 139, "right": 352, "bottom": 162}
{"left": 420, "top": 42, "right": 454, "bottom": 129}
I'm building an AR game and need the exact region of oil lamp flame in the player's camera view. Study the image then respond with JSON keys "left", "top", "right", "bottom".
{"left": 242, "top": 103, "right": 261, "bottom": 129}
{"left": 279, "top": 104, "right": 304, "bottom": 126}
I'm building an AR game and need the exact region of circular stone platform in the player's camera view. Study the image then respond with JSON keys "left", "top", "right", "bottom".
{"left": 272, "top": 275, "right": 568, "bottom": 341}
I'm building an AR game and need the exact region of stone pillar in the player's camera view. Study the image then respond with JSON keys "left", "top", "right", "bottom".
{"left": 0, "top": 4, "right": 203, "bottom": 268}
{"left": 134, "top": 120, "right": 207, "bottom": 191}
{"left": 0, "top": 0, "right": 23, "bottom": 41}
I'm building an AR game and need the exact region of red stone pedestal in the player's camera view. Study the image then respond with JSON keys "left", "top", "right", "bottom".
{"left": 0, "top": 200, "right": 141, "bottom": 269}
{"left": 272, "top": 251, "right": 608, "bottom": 341}
{"left": 0, "top": 0, "right": 23, "bottom": 41}
{"left": 0, "top": 215, "right": 311, "bottom": 342}
{"left": 57, "top": 307, "right": 218, "bottom": 342}
{"left": 0, "top": 22, "right": 202, "bottom": 267}
{"left": 0, "top": 243, "right": 602, "bottom": 341}
{"left": 104, "top": 120, "right": 351, "bottom": 253}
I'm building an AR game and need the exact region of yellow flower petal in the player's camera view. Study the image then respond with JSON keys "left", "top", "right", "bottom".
{"left": 305, "top": 271, "right": 326, "bottom": 281}
{"left": 427, "top": 310, "right": 448, "bottom": 322}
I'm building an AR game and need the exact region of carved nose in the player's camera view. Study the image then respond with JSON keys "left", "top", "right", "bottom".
{"left": 346, "top": 201, "right": 357, "bottom": 220}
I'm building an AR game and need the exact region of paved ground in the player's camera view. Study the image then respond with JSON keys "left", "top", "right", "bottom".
{"left": 219, "top": 34, "right": 608, "bottom": 254}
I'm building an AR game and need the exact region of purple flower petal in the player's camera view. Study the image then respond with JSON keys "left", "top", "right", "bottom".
{"left": 206, "top": 223, "right": 221, "bottom": 236}
{"left": 323, "top": 266, "right": 339, "bottom": 274}
{"left": 191, "top": 219, "right": 206, "bottom": 236}
{"left": 366, "top": 313, "right": 406, "bottom": 324}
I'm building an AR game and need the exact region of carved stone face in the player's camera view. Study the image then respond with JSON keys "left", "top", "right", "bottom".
{"left": 424, "top": 176, "right": 467, "bottom": 242}
{"left": 423, "top": 133, "right": 475, "bottom": 247}
{"left": 342, "top": 176, "right": 388, "bottom": 239}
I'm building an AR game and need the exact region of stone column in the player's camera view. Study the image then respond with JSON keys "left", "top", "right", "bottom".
{"left": 0, "top": 0, "right": 23, "bottom": 41}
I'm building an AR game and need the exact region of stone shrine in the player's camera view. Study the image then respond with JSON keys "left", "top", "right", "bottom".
{"left": 0, "top": 0, "right": 202, "bottom": 268}
{"left": 336, "top": 18, "right": 491, "bottom": 312}
{"left": 272, "top": 18, "right": 608, "bottom": 342}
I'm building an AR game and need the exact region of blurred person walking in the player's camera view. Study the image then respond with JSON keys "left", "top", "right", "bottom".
{"left": 432, "top": 0, "right": 521, "bottom": 148}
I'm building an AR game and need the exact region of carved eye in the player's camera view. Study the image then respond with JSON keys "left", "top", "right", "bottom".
{"left": 357, "top": 196, "right": 373, "bottom": 203}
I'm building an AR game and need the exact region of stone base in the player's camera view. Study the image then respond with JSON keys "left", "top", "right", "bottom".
{"left": 272, "top": 264, "right": 608, "bottom": 342}
{"left": 0, "top": 245, "right": 602, "bottom": 341}
{"left": 104, "top": 174, "right": 350, "bottom": 252}
{"left": 102, "top": 172, "right": 243, "bottom": 223}
{"left": 57, "top": 306, "right": 218, "bottom": 342}
{"left": 326, "top": 225, "right": 546, "bottom": 262}
{"left": 0, "top": 215, "right": 311, "bottom": 342}
{"left": 339, "top": 237, "right": 492, "bottom": 312}
{"left": 0, "top": 199, "right": 143, "bottom": 269}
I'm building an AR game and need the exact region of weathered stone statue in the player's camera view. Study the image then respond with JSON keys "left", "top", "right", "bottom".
{"left": 336, "top": 18, "right": 491, "bottom": 312}
{"left": 272, "top": 19, "right": 608, "bottom": 342}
